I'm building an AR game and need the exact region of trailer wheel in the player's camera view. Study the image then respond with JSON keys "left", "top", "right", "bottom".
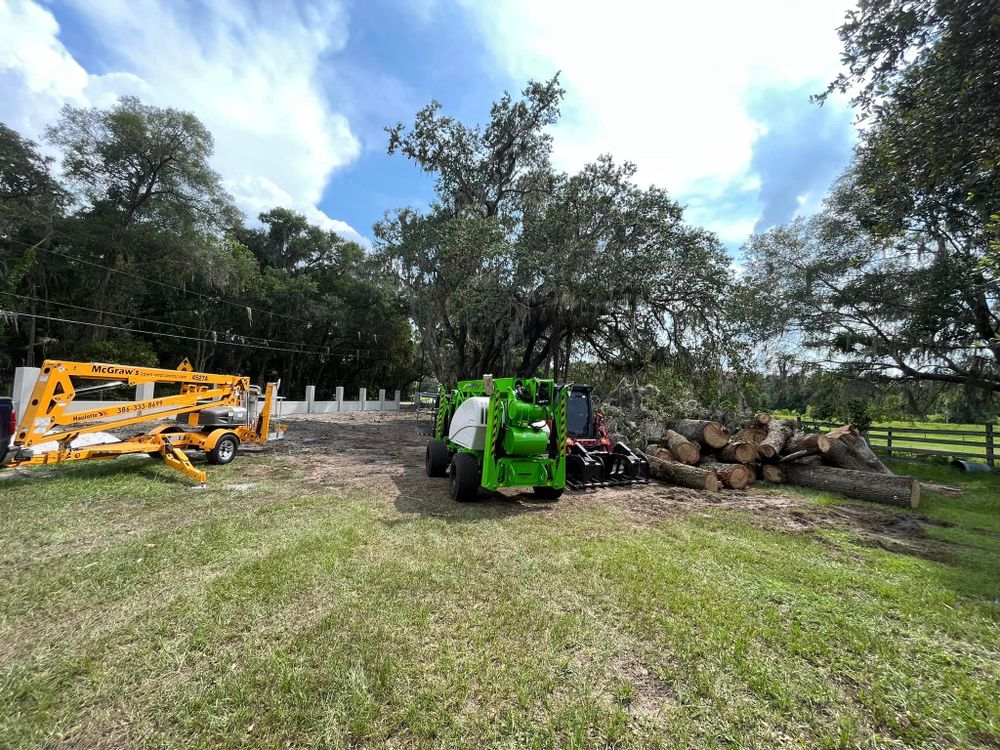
{"left": 533, "top": 486, "right": 564, "bottom": 500}
{"left": 449, "top": 453, "right": 481, "bottom": 502}
{"left": 425, "top": 440, "right": 450, "bottom": 477}
{"left": 207, "top": 433, "right": 239, "bottom": 465}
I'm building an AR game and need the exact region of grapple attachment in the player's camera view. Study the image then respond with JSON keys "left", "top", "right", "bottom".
{"left": 566, "top": 440, "right": 649, "bottom": 490}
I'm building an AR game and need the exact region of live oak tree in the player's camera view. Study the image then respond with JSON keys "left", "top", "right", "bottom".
{"left": 750, "top": 0, "right": 1000, "bottom": 401}
{"left": 43, "top": 97, "right": 241, "bottom": 341}
{"left": 0, "top": 126, "right": 66, "bottom": 368}
{"left": 376, "top": 78, "right": 733, "bottom": 385}
{"left": 744, "top": 186, "right": 1000, "bottom": 396}
{"left": 0, "top": 101, "right": 417, "bottom": 395}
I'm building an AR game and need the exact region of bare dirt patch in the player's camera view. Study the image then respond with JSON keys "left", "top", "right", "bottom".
{"left": 274, "top": 411, "right": 948, "bottom": 558}
{"left": 613, "top": 652, "right": 678, "bottom": 721}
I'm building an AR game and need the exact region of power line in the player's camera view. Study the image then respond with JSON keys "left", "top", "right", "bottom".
{"left": 6, "top": 234, "right": 316, "bottom": 327}
{"left": 0, "top": 309, "right": 391, "bottom": 360}
{"left": 0, "top": 291, "right": 336, "bottom": 354}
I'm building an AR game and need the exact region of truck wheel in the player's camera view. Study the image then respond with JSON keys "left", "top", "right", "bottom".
{"left": 425, "top": 440, "right": 450, "bottom": 477}
{"left": 533, "top": 486, "right": 564, "bottom": 500}
{"left": 449, "top": 453, "right": 481, "bottom": 502}
{"left": 207, "top": 433, "right": 239, "bottom": 465}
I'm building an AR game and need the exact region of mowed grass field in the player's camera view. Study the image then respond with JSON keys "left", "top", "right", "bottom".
{"left": 1, "top": 449, "right": 999, "bottom": 749}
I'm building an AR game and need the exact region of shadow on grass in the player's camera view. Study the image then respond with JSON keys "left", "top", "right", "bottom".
{"left": 388, "top": 456, "right": 559, "bottom": 524}
{"left": 0, "top": 450, "right": 232, "bottom": 491}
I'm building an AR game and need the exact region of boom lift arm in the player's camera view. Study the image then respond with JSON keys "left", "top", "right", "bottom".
{"left": 3, "top": 359, "right": 280, "bottom": 484}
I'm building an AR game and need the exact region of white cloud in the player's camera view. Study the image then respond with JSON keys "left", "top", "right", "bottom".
{"left": 0, "top": 0, "right": 364, "bottom": 239}
{"left": 463, "top": 0, "right": 854, "bottom": 239}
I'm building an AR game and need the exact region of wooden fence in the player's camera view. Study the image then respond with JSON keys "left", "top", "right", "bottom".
{"left": 795, "top": 419, "right": 997, "bottom": 468}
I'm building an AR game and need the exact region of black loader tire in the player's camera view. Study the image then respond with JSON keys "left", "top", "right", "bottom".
{"left": 207, "top": 433, "right": 239, "bottom": 465}
{"left": 426, "top": 440, "right": 450, "bottom": 477}
{"left": 533, "top": 486, "right": 564, "bottom": 500}
{"left": 450, "top": 453, "right": 481, "bottom": 502}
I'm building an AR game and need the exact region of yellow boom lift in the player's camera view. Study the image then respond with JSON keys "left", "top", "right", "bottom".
{"left": 3, "top": 358, "right": 281, "bottom": 484}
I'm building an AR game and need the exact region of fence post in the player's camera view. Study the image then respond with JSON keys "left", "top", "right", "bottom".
{"left": 885, "top": 426, "right": 893, "bottom": 459}
{"left": 335, "top": 386, "right": 344, "bottom": 412}
{"left": 359, "top": 387, "right": 367, "bottom": 411}
{"left": 378, "top": 388, "right": 385, "bottom": 411}
{"left": 135, "top": 382, "right": 154, "bottom": 417}
{"left": 987, "top": 423, "right": 995, "bottom": 469}
{"left": 12, "top": 366, "right": 41, "bottom": 418}
{"left": 305, "top": 385, "right": 316, "bottom": 414}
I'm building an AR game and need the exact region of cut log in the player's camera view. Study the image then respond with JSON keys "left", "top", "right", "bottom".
{"left": 784, "top": 465, "right": 920, "bottom": 508}
{"left": 662, "top": 430, "right": 701, "bottom": 465}
{"left": 754, "top": 412, "right": 772, "bottom": 425}
{"left": 757, "top": 420, "right": 792, "bottom": 460}
{"left": 675, "top": 419, "right": 731, "bottom": 449}
{"left": 653, "top": 448, "right": 676, "bottom": 463}
{"left": 644, "top": 450, "right": 720, "bottom": 491}
{"left": 784, "top": 431, "right": 832, "bottom": 456}
{"left": 699, "top": 459, "right": 752, "bottom": 489}
{"left": 824, "top": 427, "right": 892, "bottom": 474}
{"left": 826, "top": 425, "right": 852, "bottom": 441}
{"left": 733, "top": 423, "right": 768, "bottom": 445}
{"left": 716, "top": 441, "right": 757, "bottom": 464}
{"left": 760, "top": 464, "right": 784, "bottom": 483}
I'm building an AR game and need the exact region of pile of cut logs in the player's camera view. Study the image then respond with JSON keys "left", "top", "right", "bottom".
{"left": 641, "top": 414, "right": 959, "bottom": 508}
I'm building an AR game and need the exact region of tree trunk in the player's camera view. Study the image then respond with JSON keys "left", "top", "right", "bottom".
{"left": 784, "top": 465, "right": 920, "bottom": 508}
{"left": 662, "top": 430, "right": 700, "bottom": 464}
{"left": 716, "top": 441, "right": 757, "bottom": 464}
{"left": 754, "top": 412, "right": 772, "bottom": 425}
{"left": 784, "top": 431, "right": 832, "bottom": 455}
{"left": 760, "top": 464, "right": 784, "bottom": 483}
{"left": 675, "top": 419, "right": 730, "bottom": 448}
{"left": 757, "top": 420, "right": 792, "bottom": 460}
{"left": 645, "top": 451, "right": 720, "bottom": 491}
{"left": 699, "top": 459, "right": 751, "bottom": 489}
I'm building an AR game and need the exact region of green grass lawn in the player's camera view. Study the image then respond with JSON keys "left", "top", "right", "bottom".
{"left": 1, "top": 456, "right": 998, "bottom": 749}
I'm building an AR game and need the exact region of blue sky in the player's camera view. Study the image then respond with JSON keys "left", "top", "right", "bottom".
{"left": 0, "top": 0, "right": 857, "bottom": 255}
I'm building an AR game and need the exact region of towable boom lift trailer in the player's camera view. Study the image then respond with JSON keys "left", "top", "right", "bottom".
{"left": 2, "top": 358, "right": 280, "bottom": 484}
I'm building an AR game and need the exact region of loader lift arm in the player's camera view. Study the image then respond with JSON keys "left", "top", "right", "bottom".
{"left": 3, "top": 358, "right": 281, "bottom": 484}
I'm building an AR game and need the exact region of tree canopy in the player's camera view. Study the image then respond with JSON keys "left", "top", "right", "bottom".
{"left": 749, "top": 0, "right": 1000, "bottom": 411}
{"left": 376, "top": 78, "right": 735, "bottom": 393}
{"left": 0, "top": 100, "right": 416, "bottom": 395}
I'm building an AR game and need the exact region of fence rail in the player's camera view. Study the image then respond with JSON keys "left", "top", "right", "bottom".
{"left": 794, "top": 419, "right": 997, "bottom": 468}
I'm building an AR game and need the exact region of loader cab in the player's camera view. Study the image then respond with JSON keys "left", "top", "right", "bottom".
{"left": 566, "top": 385, "right": 595, "bottom": 439}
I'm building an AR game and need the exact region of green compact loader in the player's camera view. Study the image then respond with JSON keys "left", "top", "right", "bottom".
{"left": 426, "top": 375, "right": 567, "bottom": 502}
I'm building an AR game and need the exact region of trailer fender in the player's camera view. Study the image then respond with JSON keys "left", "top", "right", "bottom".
{"left": 200, "top": 428, "right": 239, "bottom": 451}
